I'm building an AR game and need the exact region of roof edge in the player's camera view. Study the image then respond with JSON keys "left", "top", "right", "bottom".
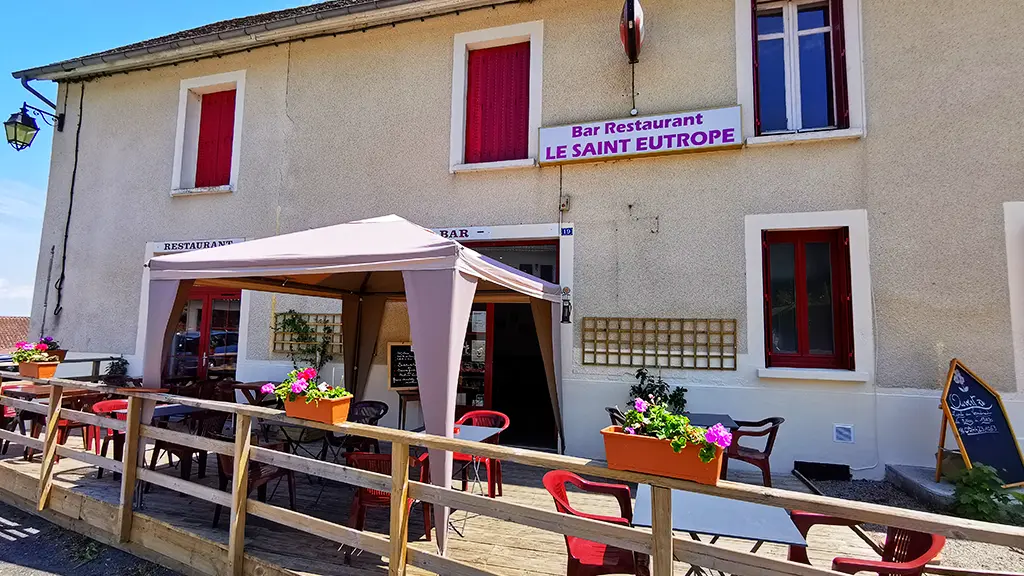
{"left": 14, "top": 0, "right": 518, "bottom": 81}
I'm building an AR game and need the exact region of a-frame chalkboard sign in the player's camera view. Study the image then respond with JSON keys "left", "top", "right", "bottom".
{"left": 935, "top": 359, "right": 1024, "bottom": 487}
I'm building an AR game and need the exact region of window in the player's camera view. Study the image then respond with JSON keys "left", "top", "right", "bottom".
{"left": 465, "top": 42, "right": 530, "bottom": 164}
{"left": 762, "top": 228, "right": 853, "bottom": 369}
{"left": 450, "top": 21, "right": 543, "bottom": 172}
{"left": 171, "top": 71, "right": 245, "bottom": 194}
{"left": 753, "top": 0, "right": 847, "bottom": 134}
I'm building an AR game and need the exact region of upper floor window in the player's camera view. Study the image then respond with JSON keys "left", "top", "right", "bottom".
{"left": 450, "top": 22, "right": 543, "bottom": 172}
{"left": 171, "top": 71, "right": 245, "bottom": 195}
{"left": 465, "top": 42, "right": 530, "bottom": 164}
{"left": 762, "top": 227, "right": 854, "bottom": 369}
{"left": 754, "top": 0, "right": 847, "bottom": 134}
{"left": 737, "top": 0, "right": 863, "bottom": 142}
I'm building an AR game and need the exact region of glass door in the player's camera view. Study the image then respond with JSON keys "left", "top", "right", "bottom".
{"left": 165, "top": 288, "right": 241, "bottom": 381}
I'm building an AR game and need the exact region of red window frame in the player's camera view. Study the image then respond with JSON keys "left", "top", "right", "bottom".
{"left": 464, "top": 42, "right": 530, "bottom": 164}
{"left": 194, "top": 89, "right": 236, "bottom": 187}
{"left": 762, "top": 228, "right": 854, "bottom": 369}
{"left": 751, "top": 0, "right": 849, "bottom": 135}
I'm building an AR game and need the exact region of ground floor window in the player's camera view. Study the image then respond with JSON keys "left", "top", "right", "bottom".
{"left": 762, "top": 227, "right": 853, "bottom": 369}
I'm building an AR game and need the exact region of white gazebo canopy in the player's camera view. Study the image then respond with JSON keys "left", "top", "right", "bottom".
{"left": 142, "top": 215, "right": 563, "bottom": 552}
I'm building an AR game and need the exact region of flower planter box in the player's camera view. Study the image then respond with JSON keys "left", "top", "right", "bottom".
{"left": 600, "top": 425, "right": 723, "bottom": 485}
{"left": 284, "top": 395, "right": 352, "bottom": 425}
{"left": 49, "top": 350, "right": 67, "bottom": 362}
{"left": 18, "top": 362, "right": 60, "bottom": 380}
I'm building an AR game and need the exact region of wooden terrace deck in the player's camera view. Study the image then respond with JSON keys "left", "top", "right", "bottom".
{"left": 0, "top": 433, "right": 890, "bottom": 576}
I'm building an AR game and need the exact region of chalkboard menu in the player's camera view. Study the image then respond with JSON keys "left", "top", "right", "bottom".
{"left": 388, "top": 342, "right": 419, "bottom": 391}
{"left": 941, "top": 360, "right": 1024, "bottom": 486}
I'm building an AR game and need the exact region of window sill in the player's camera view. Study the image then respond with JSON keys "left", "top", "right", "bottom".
{"left": 170, "top": 185, "right": 234, "bottom": 197}
{"left": 758, "top": 367, "right": 870, "bottom": 382}
{"left": 450, "top": 158, "right": 537, "bottom": 173}
{"left": 746, "top": 128, "right": 863, "bottom": 147}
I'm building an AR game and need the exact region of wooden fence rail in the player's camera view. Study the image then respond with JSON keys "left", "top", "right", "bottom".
{"left": 2, "top": 375, "right": 1023, "bottom": 576}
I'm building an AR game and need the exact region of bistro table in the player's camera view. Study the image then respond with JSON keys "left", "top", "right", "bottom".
{"left": 1, "top": 385, "right": 105, "bottom": 460}
{"left": 632, "top": 484, "right": 805, "bottom": 576}
{"left": 682, "top": 413, "right": 739, "bottom": 429}
{"left": 412, "top": 424, "right": 504, "bottom": 536}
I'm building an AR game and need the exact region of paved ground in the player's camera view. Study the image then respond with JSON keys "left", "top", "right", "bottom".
{"left": 0, "top": 501, "right": 178, "bottom": 576}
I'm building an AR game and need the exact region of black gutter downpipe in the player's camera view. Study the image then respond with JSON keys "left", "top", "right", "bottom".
{"left": 21, "top": 78, "right": 56, "bottom": 109}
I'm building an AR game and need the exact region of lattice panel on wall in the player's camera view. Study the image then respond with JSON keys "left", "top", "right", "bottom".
{"left": 272, "top": 313, "right": 343, "bottom": 355}
{"left": 582, "top": 317, "right": 737, "bottom": 370}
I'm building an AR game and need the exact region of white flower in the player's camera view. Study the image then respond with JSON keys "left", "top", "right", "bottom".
{"left": 317, "top": 383, "right": 328, "bottom": 392}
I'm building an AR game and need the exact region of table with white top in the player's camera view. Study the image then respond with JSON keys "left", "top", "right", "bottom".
{"left": 632, "top": 483, "right": 806, "bottom": 576}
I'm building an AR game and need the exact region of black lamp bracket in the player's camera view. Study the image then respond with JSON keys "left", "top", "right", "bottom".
{"left": 20, "top": 78, "right": 64, "bottom": 131}
{"left": 20, "top": 102, "right": 64, "bottom": 132}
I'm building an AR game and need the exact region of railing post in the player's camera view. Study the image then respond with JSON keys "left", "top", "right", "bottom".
{"left": 389, "top": 441, "right": 410, "bottom": 576}
{"left": 37, "top": 384, "right": 64, "bottom": 511}
{"left": 228, "top": 414, "right": 252, "bottom": 576}
{"left": 650, "top": 485, "right": 674, "bottom": 576}
{"left": 117, "top": 395, "right": 143, "bottom": 542}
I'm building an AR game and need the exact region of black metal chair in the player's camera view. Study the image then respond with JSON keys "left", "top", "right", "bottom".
{"left": 605, "top": 406, "right": 626, "bottom": 426}
{"left": 323, "top": 400, "right": 389, "bottom": 462}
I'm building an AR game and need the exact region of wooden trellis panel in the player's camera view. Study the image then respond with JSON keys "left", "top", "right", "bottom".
{"left": 272, "top": 313, "right": 343, "bottom": 355}
{"left": 581, "top": 317, "right": 737, "bottom": 370}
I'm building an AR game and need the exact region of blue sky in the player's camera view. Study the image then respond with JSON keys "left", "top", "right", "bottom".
{"left": 0, "top": 0, "right": 309, "bottom": 316}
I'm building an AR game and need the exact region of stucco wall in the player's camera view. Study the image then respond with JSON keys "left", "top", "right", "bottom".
{"left": 30, "top": 0, "right": 1023, "bottom": 405}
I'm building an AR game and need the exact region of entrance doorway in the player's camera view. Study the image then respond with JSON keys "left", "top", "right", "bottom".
{"left": 165, "top": 287, "right": 242, "bottom": 381}
{"left": 459, "top": 241, "right": 559, "bottom": 450}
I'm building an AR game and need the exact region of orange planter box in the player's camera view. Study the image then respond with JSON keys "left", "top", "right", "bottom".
{"left": 18, "top": 362, "right": 59, "bottom": 380}
{"left": 600, "top": 425, "right": 723, "bottom": 485}
{"left": 284, "top": 395, "right": 352, "bottom": 425}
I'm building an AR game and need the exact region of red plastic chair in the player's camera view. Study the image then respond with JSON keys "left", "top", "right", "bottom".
{"left": 543, "top": 470, "right": 649, "bottom": 576}
{"left": 788, "top": 511, "right": 945, "bottom": 575}
{"left": 28, "top": 395, "right": 102, "bottom": 463}
{"left": 90, "top": 399, "right": 128, "bottom": 479}
{"left": 343, "top": 451, "right": 432, "bottom": 563}
{"left": 454, "top": 410, "right": 509, "bottom": 498}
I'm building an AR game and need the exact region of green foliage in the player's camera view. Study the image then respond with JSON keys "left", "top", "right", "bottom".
{"left": 276, "top": 310, "right": 334, "bottom": 373}
{"left": 102, "top": 356, "right": 130, "bottom": 384}
{"left": 630, "top": 368, "right": 687, "bottom": 413}
{"left": 950, "top": 465, "right": 1024, "bottom": 526}
{"left": 620, "top": 400, "right": 730, "bottom": 463}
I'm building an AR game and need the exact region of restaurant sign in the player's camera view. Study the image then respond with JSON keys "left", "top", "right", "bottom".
{"left": 539, "top": 105, "right": 742, "bottom": 165}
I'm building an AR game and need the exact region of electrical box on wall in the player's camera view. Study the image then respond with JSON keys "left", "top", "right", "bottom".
{"left": 833, "top": 424, "right": 855, "bottom": 443}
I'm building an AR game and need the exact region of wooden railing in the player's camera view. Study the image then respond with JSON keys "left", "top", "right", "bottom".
{"left": 2, "top": 376, "right": 1023, "bottom": 576}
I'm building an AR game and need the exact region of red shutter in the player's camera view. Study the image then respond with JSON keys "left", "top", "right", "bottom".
{"left": 464, "top": 42, "right": 530, "bottom": 164}
{"left": 829, "top": 0, "right": 850, "bottom": 129}
{"left": 195, "top": 89, "right": 236, "bottom": 187}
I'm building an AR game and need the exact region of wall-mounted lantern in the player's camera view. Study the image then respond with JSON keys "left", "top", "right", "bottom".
{"left": 5, "top": 102, "right": 63, "bottom": 151}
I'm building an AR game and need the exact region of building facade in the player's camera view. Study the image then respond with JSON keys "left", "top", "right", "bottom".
{"left": 16, "top": 0, "right": 1024, "bottom": 477}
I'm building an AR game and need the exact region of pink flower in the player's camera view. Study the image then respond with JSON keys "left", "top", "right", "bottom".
{"left": 633, "top": 398, "right": 649, "bottom": 413}
{"left": 291, "top": 378, "right": 309, "bottom": 394}
{"left": 16, "top": 341, "right": 33, "bottom": 351}
{"left": 299, "top": 368, "right": 317, "bottom": 381}
{"left": 34, "top": 343, "right": 48, "bottom": 351}
{"left": 260, "top": 383, "right": 275, "bottom": 394}
{"left": 624, "top": 426, "right": 637, "bottom": 435}
{"left": 704, "top": 423, "right": 733, "bottom": 449}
